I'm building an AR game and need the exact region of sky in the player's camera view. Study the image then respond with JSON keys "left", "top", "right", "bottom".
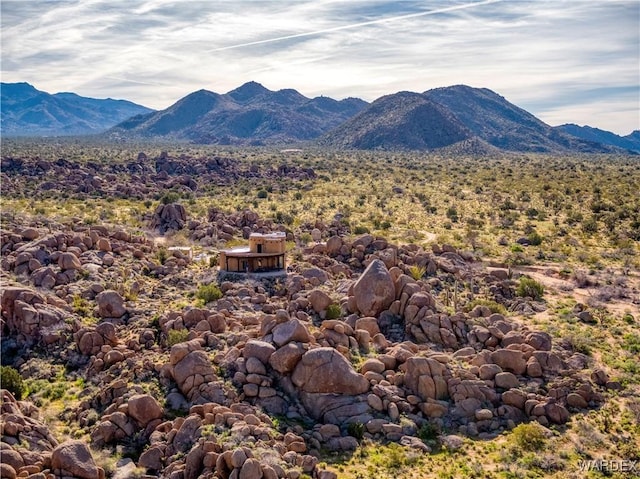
{"left": 1, "top": 0, "right": 639, "bottom": 135}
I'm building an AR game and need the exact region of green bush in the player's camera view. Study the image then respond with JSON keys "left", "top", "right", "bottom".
{"left": 417, "top": 422, "right": 439, "bottom": 442}
{"left": 196, "top": 284, "right": 223, "bottom": 303}
{"left": 516, "top": 276, "right": 544, "bottom": 300}
{"left": 353, "top": 225, "right": 370, "bottom": 235}
{"left": 408, "top": 265, "right": 426, "bottom": 281}
{"left": 256, "top": 189, "right": 268, "bottom": 199}
{"left": 511, "top": 422, "right": 547, "bottom": 451}
{"left": 347, "top": 422, "right": 364, "bottom": 441}
{"left": 463, "top": 299, "right": 508, "bottom": 315}
{"left": 527, "top": 232, "right": 543, "bottom": 246}
{"left": 168, "top": 329, "right": 189, "bottom": 346}
{"left": 1, "top": 366, "right": 25, "bottom": 400}
{"left": 325, "top": 304, "right": 342, "bottom": 320}
{"left": 160, "top": 191, "right": 180, "bottom": 204}
{"left": 156, "top": 247, "right": 168, "bottom": 265}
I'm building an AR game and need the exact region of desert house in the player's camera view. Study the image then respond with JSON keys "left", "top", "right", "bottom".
{"left": 218, "top": 231, "right": 286, "bottom": 273}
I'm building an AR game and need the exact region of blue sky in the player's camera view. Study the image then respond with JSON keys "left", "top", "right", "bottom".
{"left": 2, "top": 0, "right": 638, "bottom": 135}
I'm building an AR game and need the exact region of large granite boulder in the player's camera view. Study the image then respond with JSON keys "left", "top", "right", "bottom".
{"left": 352, "top": 259, "right": 395, "bottom": 317}
{"left": 292, "top": 347, "right": 369, "bottom": 395}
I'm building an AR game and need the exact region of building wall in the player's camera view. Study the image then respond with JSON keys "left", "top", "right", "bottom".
{"left": 248, "top": 236, "right": 286, "bottom": 254}
{"left": 218, "top": 252, "right": 285, "bottom": 272}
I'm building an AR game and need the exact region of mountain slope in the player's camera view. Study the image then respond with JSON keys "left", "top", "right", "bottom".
{"left": 556, "top": 124, "right": 640, "bottom": 153}
{"left": 1, "top": 82, "right": 153, "bottom": 136}
{"left": 319, "top": 91, "right": 472, "bottom": 150}
{"left": 110, "top": 81, "right": 369, "bottom": 144}
{"left": 423, "top": 85, "right": 616, "bottom": 153}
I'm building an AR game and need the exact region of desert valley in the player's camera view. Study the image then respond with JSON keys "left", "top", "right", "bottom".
{"left": 0, "top": 76, "right": 639, "bottom": 479}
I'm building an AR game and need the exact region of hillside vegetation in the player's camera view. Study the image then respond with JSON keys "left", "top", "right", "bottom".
{"left": 1, "top": 140, "right": 638, "bottom": 479}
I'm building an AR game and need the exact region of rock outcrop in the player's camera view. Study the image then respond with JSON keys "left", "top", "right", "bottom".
{"left": 352, "top": 259, "right": 395, "bottom": 317}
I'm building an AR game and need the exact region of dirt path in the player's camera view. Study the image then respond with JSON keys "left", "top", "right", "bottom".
{"left": 514, "top": 264, "right": 640, "bottom": 316}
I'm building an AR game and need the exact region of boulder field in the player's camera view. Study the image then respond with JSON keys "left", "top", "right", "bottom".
{"left": 0, "top": 211, "right": 612, "bottom": 479}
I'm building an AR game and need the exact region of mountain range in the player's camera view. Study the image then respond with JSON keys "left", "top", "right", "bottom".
{"left": 2, "top": 81, "right": 638, "bottom": 154}
{"left": 1, "top": 82, "right": 153, "bottom": 136}
{"left": 110, "top": 81, "right": 367, "bottom": 145}
{"left": 322, "top": 85, "right": 629, "bottom": 153}
{"left": 556, "top": 123, "right": 640, "bottom": 152}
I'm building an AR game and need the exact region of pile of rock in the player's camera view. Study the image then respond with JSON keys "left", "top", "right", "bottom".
{"left": 1, "top": 284, "right": 70, "bottom": 347}
{"left": 1, "top": 390, "right": 105, "bottom": 479}
{"left": 150, "top": 203, "right": 187, "bottom": 233}
{"left": 168, "top": 339, "right": 229, "bottom": 404}
{"left": 138, "top": 401, "right": 333, "bottom": 479}
{"left": 91, "top": 393, "right": 164, "bottom": 446}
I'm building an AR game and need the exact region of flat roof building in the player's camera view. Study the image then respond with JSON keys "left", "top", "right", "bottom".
{"left": 218, "top": 232, "right": 286, "bottom": 273}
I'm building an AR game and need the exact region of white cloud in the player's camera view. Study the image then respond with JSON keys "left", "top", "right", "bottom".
{"left": 1, "top": 0, "right": 638, "bottom": 134}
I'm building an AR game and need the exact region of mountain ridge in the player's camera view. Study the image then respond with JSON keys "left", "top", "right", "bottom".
{"left": 321, "top": 85, "right": 627, "bottom": 153}
{"left": 1, "top": 82, "right": 154, "bottom": 136}
{"left": 2, "top": 81, "right": 636, "bottom": 154}
{"left": 556, "top": 124, "right": 640, "bottom": 153}
{"left": 109, "top": 81, "right": 369, "bottom": 145}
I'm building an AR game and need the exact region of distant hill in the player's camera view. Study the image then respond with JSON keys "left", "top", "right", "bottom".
{"left": 556, "top": 124, "right": 640, "bottom": 153}
{"left": 110, "top": 81, "right": 368, "bottom": 144}
{"left": 320, "top": 91, "right": 472, "bottom": 150}
{"left": 422, "top": 85, "right": 619, "bottom": 153}
{"left": 1, "top": 82, "right": 154, "bottom": 136}
{"left": 320, "top": 85, "right": 626, "bottom": 153}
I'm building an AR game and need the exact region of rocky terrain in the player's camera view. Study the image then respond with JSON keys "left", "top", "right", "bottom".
{"left": 0, "top": 209, "right": 624, "bottom": 478}
{"left": 1, "top": 147, "right": 638, "bottom": 479}
{"left": 0, "top": 151, "right": 315, "bottom": 204}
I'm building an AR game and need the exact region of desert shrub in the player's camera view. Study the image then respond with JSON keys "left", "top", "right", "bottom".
{"left": 566, "top": 333, "right": 594, "bottom": 355}
{"left": 511, "top": 422, "right": 546, "bottom": 451}
{"left": 256, "top": 189, "right": 268, "bottom": 199}
{"left": 516, "top": 277, "right": 544, "bottom": 300}
{"left": 353, "top": 225, "right": 370, "bottom": 235}
{"left": 297, "top": 232, "right": 311, "bottom": 245}
{"left": 417, "top": 422, "right": 439, "bottom": 442}
{"left": 347, "top": 422, "right": 364, "bottom": 441}
{"left": 1, "top": 366, "right": 25, "bottom": 400}
{"left": 160, "top": 191, "right": 180, "bottom": 204}
{"left": 527, "top": 232, "right": 543, "bottom": 246}
{"left": 156, "top": 247, "right": 168, "bottom": 265}
{"left": 446, "top": 206, "right": 459, "bottom": 222}
{"left": 510, "top": 243, "right": 524, "bottom": 253}
{"left": 380, "top": 220, "right": 392, "bottom": 230}
{"left": 623, "top": 333, "right": 640, "bottom": 354}
{"left": 572, "top": 269, "right": 597, "bottom": 288}
{"left": 582, "top": 216, "right": 598, "bottom": 234}
{"left": 408, "top": 265, "right": 426, "bottom": 280}
{"left": 526, "top": 207, "right": 539, "bottom": 219}
{"left": 594, "top": 286, "right": 628, "bottom": 303}
{"left": 196, "top": 284, "right": 222, "bottom": 303}
{"left": 72, "top": 294, "right": 92, "bottom": 317}
{"left": 325, "top": 304, "right": 342, "bottom": 320}
{"left": 274, "top": 211, "right": 294, "bottom": 225}
{"left": 168, "top": 329, "right": 189, "bottom": 346}
{"left": 463, "top": 299, "right": 508, "bottom": 315}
